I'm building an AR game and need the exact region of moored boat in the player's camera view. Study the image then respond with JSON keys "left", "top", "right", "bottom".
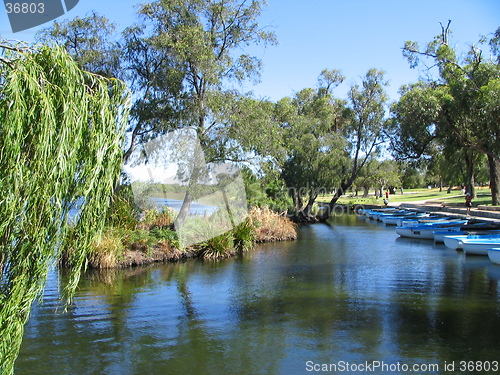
{"left": 381, "top": 213, "right": 429, "bottom": 225}
{"left": 397, "top": 216, "right": 452, "bottom": 227}
{"left": 395, "top": 221, "right": 468, "bottom": 240}
{"left": 433, "top": 230, "right": 469, "bottom": 243}
{"left": 462, "top": 238, "right": 500, "bottom": 256}
{"left": 443, "top": 232, "right": 500, "bottom": 250}
{"left": 368, "top": 209, "right": 404, "bottom": 220}
{"left": 488, "top": 248, "right": 500, "bottom": 265}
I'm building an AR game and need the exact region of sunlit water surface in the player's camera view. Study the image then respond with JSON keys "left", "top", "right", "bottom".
{"left": 15, "top": 215, "right": 500, "bottom": 374}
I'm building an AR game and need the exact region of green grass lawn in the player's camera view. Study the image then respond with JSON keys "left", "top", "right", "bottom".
{"left": 317, "top": 187, "right": 496, "bottom": 206}
{"left": 433, "top": 192, "right": 493, "bottom": 206}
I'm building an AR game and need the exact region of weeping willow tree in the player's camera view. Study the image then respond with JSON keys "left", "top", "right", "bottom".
{"left": 0, "top": 42, "right": 130, "bottom": 373}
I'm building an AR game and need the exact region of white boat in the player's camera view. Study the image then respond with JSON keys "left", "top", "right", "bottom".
{"left": 433, "top": 230, "right": 469, "bottom": 243}
{"left": 462, "top": 238, "right": 500, "bottom": 256}
{"left": 397, "top": 216, "right": 452, "bottom": 227}
{"left": 444, "top": 234, "right": 474, "bottom": 250}
{"left": 444, "top": 233, "right": 500, "bottom": 250}
{"left": 368, "top": 209, "right": 403, "bottom": 220}
{"left": 381, "top": 213, "right": 429, "bottom": 225}
{"left": 375, "top": 211, "right": 409, "bottom": 221}
{"left": 395, "top": 221, "right": 467, "bottom": 240}
{"left": 488, "top": 248, "right": 500, "bottom": 265}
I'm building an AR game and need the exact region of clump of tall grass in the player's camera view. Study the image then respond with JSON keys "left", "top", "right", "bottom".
{"left": 249, "top": 206, "right": 297, "bottom": 242}
{"left": 105, "top": 188, "right": 139, "bottom": 230}
{"left": 137, "top": 209, "right": 175, "bottom": 230}
{"left": 196, "top": 231, "right": 236, "bottom": 260}
{"left": 85, "top": 209, "right": 183, "bottom": 268}
{"left": 232, "top": 218, "right": 256, "bottom": 252}
{"left": 87, "top": 229, "right": 124, "bottom": 269}
{"left": 189, "top": 215, "right": 255, "bottom": 260}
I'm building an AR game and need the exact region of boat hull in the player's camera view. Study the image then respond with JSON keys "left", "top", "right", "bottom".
{"left": 396, "top": 225, "right": 463, "bottom": 240}
{"left": 382, "top": 214, "right": 428, "bottom": 225}
{"left": 397, "top": 217, "right": 451, "bottom": 227}
{"left": 463, "top": 240, "right": 500, "bottom": 256}
{"left": 444, "top": 235, "right": 466, "bottom": 250}
{"left": 433, "top": 230, "right": 468, "bottom": 243}
{"left": 488, "top": 248, "right": 500, "bottom": 265}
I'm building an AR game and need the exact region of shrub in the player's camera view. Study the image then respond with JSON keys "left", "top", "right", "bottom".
{"left": 233, "top": 218, "right": 255, "bottom": 252}
{"left": 138, "top": 209, "right": 174, "bottom": 230}
{"left": 126, "top": 229, "right": 156, "bottom": 253}
{"left": 150, "top": 227, "right": 180, "bottom": 249}
{"left": 87, "top": 228, "right": 124, "bottom": 269}
{"left": 197, "top": 231, "right": 236, "bottom": 260}
{"left": 249, "top": 206, "right": 297, "bottom": 242}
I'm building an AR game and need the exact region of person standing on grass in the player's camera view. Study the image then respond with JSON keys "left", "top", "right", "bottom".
{"left": 465, "top": 193, "right": 472, "bottom": 216}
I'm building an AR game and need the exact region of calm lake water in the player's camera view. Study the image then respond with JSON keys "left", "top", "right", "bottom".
{"left": 15, "top": 215, "right": 500, "bottom": 374}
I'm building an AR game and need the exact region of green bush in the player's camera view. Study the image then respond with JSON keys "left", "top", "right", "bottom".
{"left": 150, "top": 227, "right": 180, "bottom": 248}
{"left": 233, "top": 218, "right": 255, "bottom": 252}
{"left": 198, "top": 231, "right": 235, "bottom": 260}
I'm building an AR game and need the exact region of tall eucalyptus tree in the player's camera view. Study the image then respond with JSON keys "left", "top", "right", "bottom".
{"left": 395, "top": 25, "right": 500, "bottom": 204}
{"left": 38, "top": 0, "right": 277, "bottom": 225}
{"left": 319, "top": 69, "right": 390, "bottom": 220}
{"left": 133, "top": 0, "right": 276, "bottom": 225}
{"left": 276, "top": 70, "right": 349, "bottom": 221}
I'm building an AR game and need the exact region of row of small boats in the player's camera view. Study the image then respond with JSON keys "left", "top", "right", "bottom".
{"left": 359, "top": 207, "right": 500, "bottom": 265}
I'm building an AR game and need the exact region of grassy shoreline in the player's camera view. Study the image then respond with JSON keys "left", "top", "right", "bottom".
{"left": 63, "top": 206, "right": 297, "bottom": 269}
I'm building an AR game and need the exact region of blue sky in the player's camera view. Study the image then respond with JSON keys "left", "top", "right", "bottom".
{"left": 1, "top": 0, "right": 499, "bottom": 102}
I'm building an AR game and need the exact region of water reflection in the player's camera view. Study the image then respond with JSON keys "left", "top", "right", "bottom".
{"left": 16, "top": 215, "right": 500, "bottom": 374}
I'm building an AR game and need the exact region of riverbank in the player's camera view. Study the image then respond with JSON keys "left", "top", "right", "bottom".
{"left": 64, "top": 206, "right": 297, "bottom": 269}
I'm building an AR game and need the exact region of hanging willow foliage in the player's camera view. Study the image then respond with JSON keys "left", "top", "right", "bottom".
{"left": 0, "top": 43, "right": 130, "bottom": 374}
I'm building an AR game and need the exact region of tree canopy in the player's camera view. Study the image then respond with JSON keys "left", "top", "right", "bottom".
{"left": 392, "top": 25, "right": 500, "bottom": 204}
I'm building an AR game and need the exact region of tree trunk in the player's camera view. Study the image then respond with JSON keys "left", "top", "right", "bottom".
{"left": 319, "top": 180, "right": 352, "bottom": 221}
{"left": 297, "top": 193, "right": 319, "bottom": 223}
{"left": 175, "top": 190, "right": 194, "bottom": 228}
{"left": 464, "top": 150, "right": 476, "bottom": 198}
{"left": 303, "top": 194, "right": 317, "bottom": 217}
{"left": 291, "top": 188, "right": 304, "bottom": 215}
{"left": 363, "top": 186, "right": 369, "bottom": 198}
{"left": 174, "top": 144, "right": 205, "bottom": 228}
{"left": 488, "top": 154, "right": 500, "bottom": 206}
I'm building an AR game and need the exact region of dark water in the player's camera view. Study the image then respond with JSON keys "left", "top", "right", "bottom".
{"left": 15, "top": 215, "right": 500, "bottom": 374}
